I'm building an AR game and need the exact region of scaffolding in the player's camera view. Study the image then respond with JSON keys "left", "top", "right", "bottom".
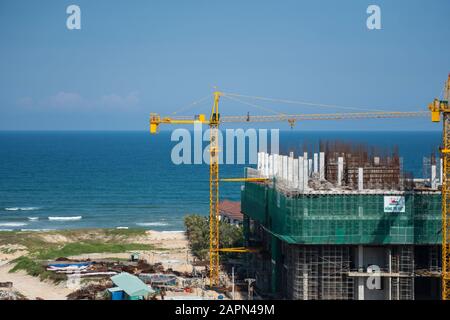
{"left": 390, "top": 246, "right": 414, "bottom": 300}
{"left": 284, "top": 245, "right": 320, "bottom": 300}
{"left": 247, "top": 216, "right": 440, "bottom": 300}
{"left": 278, "top": 244, "right": 354, "bottom": 300}
{"left": 320, "top": 246, "right": 354, "bottom": 300}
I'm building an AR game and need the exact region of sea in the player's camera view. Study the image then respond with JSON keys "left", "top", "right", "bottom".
{"left": 0, "top": 131, "right": 441, "bottom": 232}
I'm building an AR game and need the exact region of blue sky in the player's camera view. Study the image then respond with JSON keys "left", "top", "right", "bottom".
{"left": 0, "top": 0, "right": 449, "bottom": 130}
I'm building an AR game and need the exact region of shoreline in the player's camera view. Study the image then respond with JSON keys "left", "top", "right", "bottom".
{"left": 0, "top": 227, "right": 187, "bottom": 233}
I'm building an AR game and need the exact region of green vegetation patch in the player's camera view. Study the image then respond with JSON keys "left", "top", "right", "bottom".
{"left": 9, "top": 256, "right": 67, "bottom": 283}
{"left": 36, "top": 242, "right": 155, "bottom": 260}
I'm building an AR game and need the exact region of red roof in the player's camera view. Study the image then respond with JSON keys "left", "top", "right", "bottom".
{"left": 219, "top": 200, "right": 243, "bottom": 221}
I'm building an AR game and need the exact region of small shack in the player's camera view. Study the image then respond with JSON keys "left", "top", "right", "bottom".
{"left": 130, "top": 252, "right": 140, "bottom": 262}
{"left": 108, "top": 272, "right": 154, "bottom": 300}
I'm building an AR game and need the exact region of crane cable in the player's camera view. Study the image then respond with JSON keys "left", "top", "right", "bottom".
{"left": 222, "top": 91, "right": 415, "bottom": 113}
{"left": 171, "top": 95, "right": 211, "bottom": 115}
{"left": 168, "top": 90, "right": 427, "bottom": 117}
{"left": 221, "top": 94, "right": 285, "bottom": 115}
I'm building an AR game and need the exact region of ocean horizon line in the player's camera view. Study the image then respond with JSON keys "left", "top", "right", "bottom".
{"left": 0, "top": 129, "right": 442, "bottom": 133}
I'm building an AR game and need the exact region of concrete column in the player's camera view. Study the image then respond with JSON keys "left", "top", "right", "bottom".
{"left": 337, "top": 157, "right": 344, "bottom": 186}
{"left": 264, "top": 152, "right": 269, "bottom": 177}
{"left": 319, "top": 152, "right": 325, "bottom": 180}
{"left": 358, "top": 167, "right": 364, "bottom": 191}
{"left": 278, "top": 155, "right": 283, "bottom": 179}
{"left": 279, "top": 155, "right": 284, "bottom": 179}
{"left": 374, "top": 156, "right": 380, "bottom": 165}
{"left": 308, "top": 159, "right": 313, "bottom": 177}
{"left": 257, "top": 152, "right": 262, "bottom": 171}
{"left": 313, "top": 153, "right": 318, "bottom": 174}
{"left": 293, "top": 159, "right": 299, "bottom": 188}
{"left": 358, "top": 245, "right": 364, "bottom": 300}
{"left": 272, "top": 154, "right": 276, "bottom": 177}
{"left": 303, "top": 158, "right": 309, "bottom": 190}
{"left": 388, "top": 247, "right": 392, "bottom": 300}
{"left": 260, "top": 152, "right": 265, "bottom": 175}
{"left": 358, "top": 206, "right": 363, "bottom": 239}
{"left": 288, "top": 156, "right": 294, "bottom": 185}
{"left": 298, "top": 156, "right": 304, "bottom": 191}
{"left": 282, "top": 156, "right": 288, "bottom": 181}
{"left": 431, "top": 164, "right": 437, "bottom": 189}
{"left": 269, "top": 154, "right": 274, "bottom": 177}
{"left": 302, "top": 272, "right": 308, "bottom": 300}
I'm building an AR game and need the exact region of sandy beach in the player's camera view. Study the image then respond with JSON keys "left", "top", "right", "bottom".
{"left": 0, "top": 229, "right": 201, "bottom": 300}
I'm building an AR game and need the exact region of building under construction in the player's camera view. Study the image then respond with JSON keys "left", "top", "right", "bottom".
{"left": 241, "top": 143, "right": 442, "bottom": 300}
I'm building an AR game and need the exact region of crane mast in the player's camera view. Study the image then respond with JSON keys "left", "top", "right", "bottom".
{"left": 209, "top": 92, "right": 221, "bottom": 286}
{"left": 429, "top": 74, "right": 450, "bottom": 299}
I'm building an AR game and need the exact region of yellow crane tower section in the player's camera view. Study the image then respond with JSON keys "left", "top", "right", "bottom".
{"left": 151, "top": 91, "right": 222, "bottom": 286}
{"left": 429, "top": 74, "right": 450, "bottom": 300}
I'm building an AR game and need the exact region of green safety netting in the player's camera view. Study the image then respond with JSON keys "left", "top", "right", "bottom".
{"left": 241, "top": 182, "right": 441, "bottom": 245}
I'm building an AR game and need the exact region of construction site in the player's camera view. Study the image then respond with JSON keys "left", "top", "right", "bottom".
{"left": 146, "top": 74, "right": 450, "bottom": 300}
{"left": 240, "top": 143, "right": 442, "bottom": 300}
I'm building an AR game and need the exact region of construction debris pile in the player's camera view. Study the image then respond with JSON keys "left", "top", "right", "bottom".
{"left": 45, "top": 256, "right": 214, "bottom": 300}
{"left": 0, "top": 282, "right": 26, "bottom": 300}
{"left": 67, "top": 283, "right": 112, "bottom": 300}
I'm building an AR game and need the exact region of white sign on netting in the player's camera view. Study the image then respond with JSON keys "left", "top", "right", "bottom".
{"left": 384, "top": 196, "right": 405, "bottom": 213}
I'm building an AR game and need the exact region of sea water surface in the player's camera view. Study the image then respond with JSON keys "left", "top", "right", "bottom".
{"left": 0, "top": 131, "right": 441, "bottom": 231}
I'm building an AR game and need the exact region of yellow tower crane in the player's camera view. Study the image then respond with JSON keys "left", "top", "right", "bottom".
{"left": 150, "top": 91, "right": 429, "bottom": 287}
{"left": 429, "top": 74, "right": 450, "bottom": 300}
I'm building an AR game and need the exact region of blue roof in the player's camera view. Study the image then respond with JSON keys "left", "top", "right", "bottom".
{"left": 110, "top": 272, "right": 153, "bottom": 297}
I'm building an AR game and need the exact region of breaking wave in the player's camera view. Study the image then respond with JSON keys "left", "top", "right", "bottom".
{"left": 5, "top": 207, "right": 41, "bottom": 211}
{"left": 48, "top": 216, "right": 82, "bottom": 221}
{"left": 136, "top": 222, "right": 169, "bottom": 227}
{"left": 0, "top": 222, "right": 28, "bottom": 227}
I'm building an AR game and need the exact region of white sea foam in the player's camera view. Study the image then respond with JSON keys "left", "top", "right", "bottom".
{"left": 0, "top": 222, "right": 27, "bottom": 227}
{"left": 20, "top": 229, "right": 54, "bottom": 232}
{"left": 28, "top": 217, "right": 39, "bottom": 221}
{"left": 48, "top": 216, "right": 82, "bottom": 221}
{"left": 5, "top": 207, "right": 40, "bottom": 211}
{"left": 0, "top": 229, "right": 13, "bottom": 232}
{"left": 116, "top": 226, "right": 129, "bottom": 229}
{"left": 136, "top": 222, "right": 169, "bottom": 227}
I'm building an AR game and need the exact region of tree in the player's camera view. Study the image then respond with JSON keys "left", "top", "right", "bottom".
{"left": 184, "top": 214, "right": 243, "bottom": 261}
